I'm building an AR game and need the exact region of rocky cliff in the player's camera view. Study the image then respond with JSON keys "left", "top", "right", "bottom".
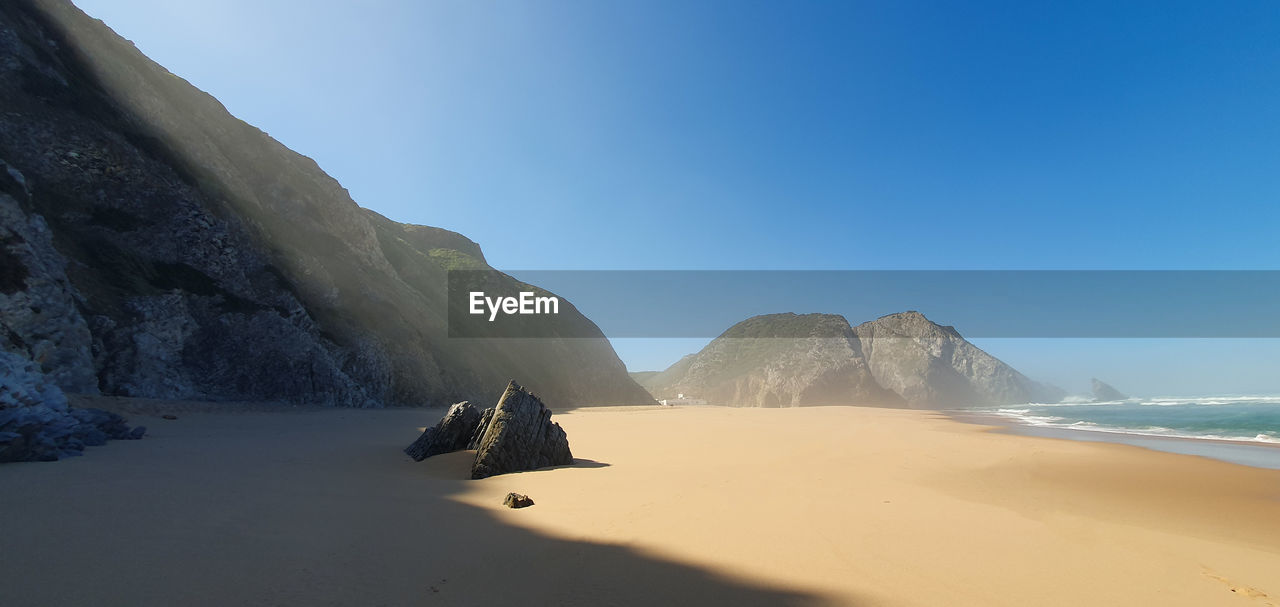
{"left": 0, "top": 0, "right": 650, "bottom": 408}
{"left": 852, "top": 312, "right": 1064, "bottom": 407}
{"left": 642, "top": 313, "right": 902, "bottom": 408}
{"left": 644, "top": 311, "right": 1063, "bottom": 408}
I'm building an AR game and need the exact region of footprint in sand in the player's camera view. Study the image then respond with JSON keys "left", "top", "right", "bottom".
{"left": 1202, "top": 567, "right": 1275, "bottom": 605}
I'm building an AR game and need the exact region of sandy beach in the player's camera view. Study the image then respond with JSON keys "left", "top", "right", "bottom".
{"left": 2, "top": 402, "right": 1279, "bottom": 606}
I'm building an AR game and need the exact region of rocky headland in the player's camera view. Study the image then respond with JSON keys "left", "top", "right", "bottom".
{"left": 640, "top": 311, "right": 1064, "bottom": 408}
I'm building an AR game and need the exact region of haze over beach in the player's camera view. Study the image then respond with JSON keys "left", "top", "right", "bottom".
{"left": 2, "top": 0, "right": 1280, "bottom": 605}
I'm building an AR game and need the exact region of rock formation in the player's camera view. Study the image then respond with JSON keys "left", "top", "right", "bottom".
{"left": 470, "top": 381, "right": 574, "bottom": 479}
{"left": 403, "top": 401, "right": 482, "bottom": 462}
{"left": 644, "top": 311, "right": 1064, "bottom": 409}
{"left": 503, "top": 493, "right": 535, "bottom": 509}
{"left": 0, "top": 161, "right": 97, "bottom": 393}
{"left": 1, "top": 349, "right": 143, "bottom": 462}
{"left": 1091, "top": 378, "right": 1127, "bottom": 402}
{"left": 0, "top": 0, "right": 650, "bottom": 410}
{"left": 640, "top": 314, "right": 902, "bottom": 407}
{"left": 466, "top": 407, "right": 496, "bottom": 450}
{"left": 402, "top": 381, "right": 574, "bottom": 479}
{"left": 853, "top": 312, "right": 1065, "bottom": 407}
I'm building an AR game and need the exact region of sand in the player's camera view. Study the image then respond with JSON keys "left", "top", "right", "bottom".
{"left": 2, "top": 403, "right": 1278, "bottom": 606}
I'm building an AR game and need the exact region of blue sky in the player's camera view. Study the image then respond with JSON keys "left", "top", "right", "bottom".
{"left": 73, "top": 1, "right": 1280, "bottom": 394}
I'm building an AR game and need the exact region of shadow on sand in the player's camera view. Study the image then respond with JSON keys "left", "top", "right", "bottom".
{"left": 0, "top": 408, "right": 840, "bottom": 606}
{"left": 568, "top": 457, "right": 610, "bottom": 469}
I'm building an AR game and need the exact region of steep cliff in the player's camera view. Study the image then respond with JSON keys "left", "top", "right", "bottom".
{"left": 0, "top": 0, "right": 649, "bottom": 407}
{"left": 645, "top": 311, "right": 1062, "bottom": 408}
{"left": 852, "top": 312, "right": 1064, "bottom": 407}
{"left": 643, "top": 313, "right": 903, "bottom": 407}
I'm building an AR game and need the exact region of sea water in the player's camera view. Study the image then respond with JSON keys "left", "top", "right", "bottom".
{"left": 985, "top": 396, "right": 1280, "bottom": 443}
{"left": 973, "top": 396, "right": 1280, "bottom": 470}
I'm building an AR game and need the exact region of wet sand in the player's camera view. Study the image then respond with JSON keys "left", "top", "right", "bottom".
{"left": 952, "top": 410, "right": 1280, "bottom": 470}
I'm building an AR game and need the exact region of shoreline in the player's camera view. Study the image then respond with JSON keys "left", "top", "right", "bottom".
{"left": 950, "top": 410, "right": 1280, "bottom": 471}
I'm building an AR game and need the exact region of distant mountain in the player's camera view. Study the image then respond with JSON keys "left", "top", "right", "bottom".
{"left": 852, "top": 312, "right": 1065, "bottom": 407}
{"left": 0, "top": 0, "right": 650, "bottom": 407}
{"left": 628, "top": 371, "right": 662, "bottom": 390}
{"left": 1091, "top": 378, "right": 1127, "bottom": 402}
{"left": 640, "top": 314, "right": 902, "bottom": 407}
{"left": 644, "top": 311, "right": 1063, "bottom": 408}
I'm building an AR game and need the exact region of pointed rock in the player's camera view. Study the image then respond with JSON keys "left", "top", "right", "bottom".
{"left": 1091, "top": 378, "right": 1127, "bottom": 402}
{"left": 471, "top": 381, "right": 573, "bottom": 479}
{"left": 466, "top": 407, "right": 495, "bottom": 450}
{"left": 404, "top": 401, "right": 482, "bottom": 462}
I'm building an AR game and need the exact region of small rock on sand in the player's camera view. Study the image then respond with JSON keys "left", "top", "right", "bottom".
{"left": 503, "top": 493, "right": 535, "bottom": 508}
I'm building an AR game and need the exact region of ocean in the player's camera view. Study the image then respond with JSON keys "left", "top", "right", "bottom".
{"left": 972, "top": 396, "right": 1280, "bottom": 470}
{"left": 987, "top": 396, "right": 1280, "bottom": 443}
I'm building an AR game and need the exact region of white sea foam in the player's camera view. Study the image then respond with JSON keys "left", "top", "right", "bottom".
{"left": 989, "top": 407, "right": 1280, "bottom": 445}
{"left": 1143, "top": 395, "right": 1280, "bottom": 406}
{"left": 1005, "top": 394, "right": 1280, "bottom": 408}
{"left": 968, "top": 394, "right": 1280, "bottom": 447}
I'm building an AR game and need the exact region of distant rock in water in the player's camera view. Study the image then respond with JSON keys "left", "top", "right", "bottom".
{"left": 1091, "top": 378, "right": 1128, "bottom": 402}
{"left": 0, "top": 0, "right": 650, "bottom": 409}
{"left": 644, "top": 311, "right": 1064, "bottom": 409}
{"left": 403, "top": 401, "right": 482, "bottom": 462}
{"left": 471, "top": 381, "right": 573, "bottom": 479}
{"left": 0, "top": 350, "right": 143, "bottom": 462}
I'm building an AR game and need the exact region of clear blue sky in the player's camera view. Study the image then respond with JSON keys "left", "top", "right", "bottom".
{"left": 73, "top": 1, "right": 1280, "bottom": 395}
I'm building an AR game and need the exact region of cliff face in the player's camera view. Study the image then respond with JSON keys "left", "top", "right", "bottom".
{"left": 645, "top": 311, "right": 1062, "bottom": 409}
{"left": 643, "top": 313, "right": 903, "bottom": 408}
{"left": 0, "top": 0, "right": 650, "bottom": 407}
{"left": 852, "top": 312, "right": 1064, "bottom": 407}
